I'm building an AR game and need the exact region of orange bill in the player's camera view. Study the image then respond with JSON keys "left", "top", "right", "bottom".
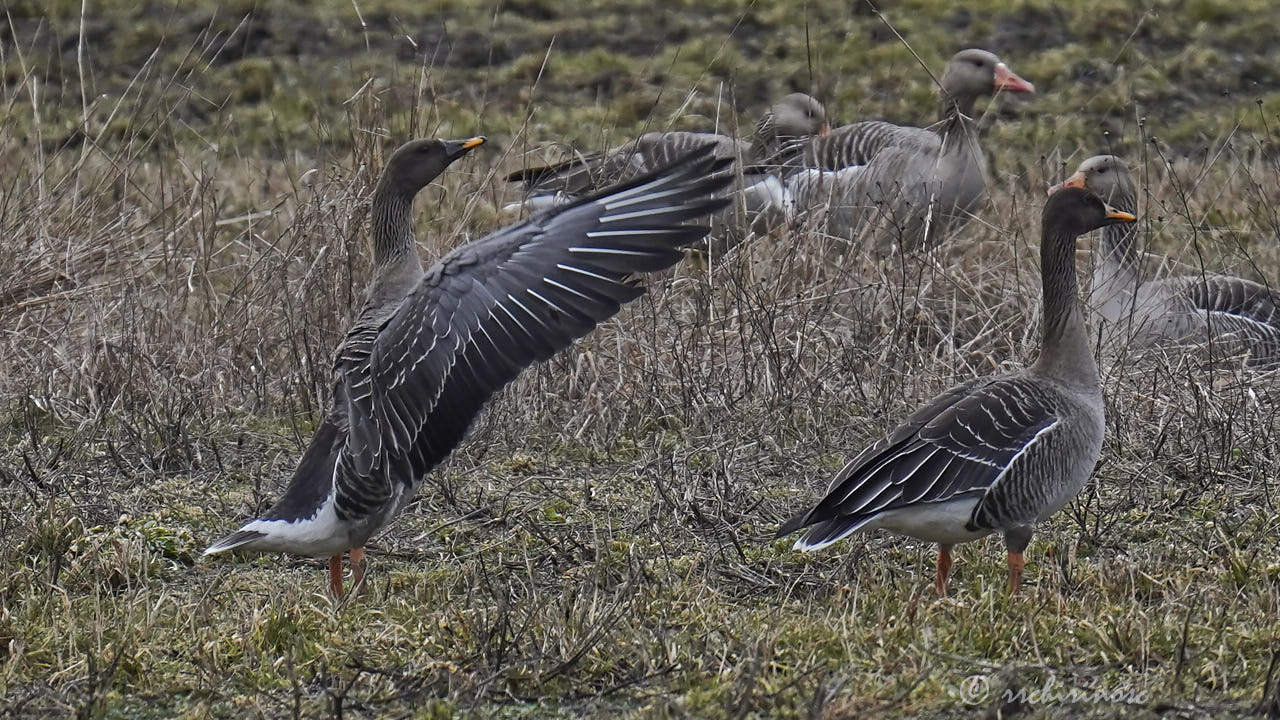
{"left": 444, "top": 136, "right": 487, "bottom": 160}
{"left": 994, "top": 62, "right": 1035, "bottom": 94}
{"left": 1104, "top": 204, "right": 1136, "bottom": 223}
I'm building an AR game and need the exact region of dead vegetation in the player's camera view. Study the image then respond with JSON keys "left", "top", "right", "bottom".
{"left": 3, "top": 1, "right": 1280, "bottom": 719}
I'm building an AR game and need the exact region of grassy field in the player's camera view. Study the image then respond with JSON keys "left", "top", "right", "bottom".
{"left": 3, "top": 0, "right": 1280, "bottom": 717}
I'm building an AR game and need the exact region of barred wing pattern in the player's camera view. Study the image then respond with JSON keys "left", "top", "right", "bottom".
{"left": 1183, "top": 275, "right": 1280, "bottom": 350}
{"left": 1122, "top": 274, "right": 1280, "bottom": 363}
{"left": 774, "top": 117, "right": 985, "bottom": 251}
{"left": 1182, "top": 275, "right": 1277, "bottom": 320}
{"left": 778, "top": 375, "right": 1060, "bottom": 549}
{"left": 795, "top": 121, "right": 921, "bottom": 170}
{"left": 331, "top": 149, "right": 733, "bottom": 521}
{"left": 509, "top": 132, "right": 748, "bottom": 198}
{"left": 1184, "top": 275, "right": 1280, "bottom": 361}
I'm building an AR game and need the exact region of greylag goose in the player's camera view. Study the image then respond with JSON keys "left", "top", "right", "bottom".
{"left": 776, "top": 187, "right": 1134, "bottom": 595}
{"left": 205, "top": 138, "right": 732, "bottom": 598}
{"left": 505, "top": 93, "right": 828, "bottom": 213}
{"left": 781, "top": 49, "right": 1034, "bottom": 252}
{"left": 1054, "top": 155, "right": 1280, "bottom": 363}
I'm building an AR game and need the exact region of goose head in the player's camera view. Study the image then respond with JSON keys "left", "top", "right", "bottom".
{"left": 1049, "top": 155, "right": 1135, "bottom": 210}
{"left": 940, "top": 49, "right": 1034, "bottom": 115}
{"left": 758, "top": 93, "right": 829, "bottom": 143}
{"left": 379, "top": 136, "right": 486, "bottom": 198}
{"left": 1043, "top": 185, "right": 1136, "bottom": 239}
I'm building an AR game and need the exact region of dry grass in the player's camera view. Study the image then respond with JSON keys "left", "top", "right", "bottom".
{"left": 3, "top": 1, "right": 1280, "bottom": 718}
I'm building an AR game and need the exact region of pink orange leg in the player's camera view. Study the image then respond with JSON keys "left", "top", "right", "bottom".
{"left": 328, "top": 554, "right": 344, "bottom": 599}
{"left": 350, "top": 547, "right": 367, "bottom": 596}
{"left": 1008, "top": 551, "right": 1025, "bottom": 595}
{"left": 936, "top": 545, "right": 953, "bottom": 597}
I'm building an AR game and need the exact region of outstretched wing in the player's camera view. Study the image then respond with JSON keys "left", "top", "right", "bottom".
{"left": 503, "top": 151, "right": 611, "bottom": 196}
{"left": 332, "top": 145, "right": 733, "bottom": 521}
{"left": 777, "top": 374, "right": 1060, "bottom": 548}
{"left": 508, "top": 133, "right": 744, "bottom": 199}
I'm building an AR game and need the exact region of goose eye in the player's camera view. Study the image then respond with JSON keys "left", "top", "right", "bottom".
{"left": 1098, "top": 167, "right": 1108, "bottom": 174}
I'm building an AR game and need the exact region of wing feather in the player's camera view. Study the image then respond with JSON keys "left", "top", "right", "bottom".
{"left": 329, "top": 145, "right": 733, "bottom": 521}
{"left": 777, "top": 374, "right": 1060, "bottom": 542}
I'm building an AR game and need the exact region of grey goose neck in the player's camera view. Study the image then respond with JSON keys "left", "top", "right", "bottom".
{"left": 365, "top": 137, "right": 487, "bottom": 303}
{"left": 371, "top": 172, "right": 421, "bottom": 268}
{"left": 1093, "top": 186, "right": 1143, "bottom": 325}
{"left": 1033, "top": 207, "right": 1096, "bottom": 387}
{"left": 368, "top": 176, "right": 427, "bottom": 311}
{"left": 1033, "top": 188, "right": 1135, "bottom": 386}
{"left": 938, "top": 84, "right": 980, "bottom": 121}
{"left": 1101, "top": 191, "right": 1140, "bottom": 270}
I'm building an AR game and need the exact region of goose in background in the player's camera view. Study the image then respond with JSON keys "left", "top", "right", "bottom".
{"left": 205, "top": 138, "right": 732, "bottom": 598}
{"left": 505, "top": 93, "right": 828, "bottom": 218}
{"left": 776, "top": 187, "right": 1134, "bottom": 596}
{"left": 1053, "top": 154, "right": 1280, "bottom": 364}
{"left": 776, "top": 49, "right": 1034, "bottom": 252}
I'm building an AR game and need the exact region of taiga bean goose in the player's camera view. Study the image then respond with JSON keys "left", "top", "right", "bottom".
{"left": 205, "top": 138, "right": 733, "bottom": 598}
{"left": 1054, "top": 155, "right": 1280, "bottom": 363}
{"left": 776, "top": 188, "right": 1134, "bottom": 595}
{"left": 782, "top": 49, "right": 1034, "bottom": 252}
{"left": 505, "top": 93, "right": 828, "bottom": 213}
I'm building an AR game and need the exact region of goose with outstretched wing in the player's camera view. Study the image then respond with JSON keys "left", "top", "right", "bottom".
{"left": 206, "top": 138, "right": 732, "bottom": 598}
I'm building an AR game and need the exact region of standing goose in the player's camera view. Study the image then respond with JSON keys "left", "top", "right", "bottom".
{"left": 776, "top": 187, "right": 1134, "bottom": 595}
{"left": 1054, "top": 155, "right": 1280, "bottom": 363}
{"left": 782, "top": 49, "right": 1034, "bottom": 251}
{"left": 205, "top": 138, "right": 732, "bottom": 598}
{"left": 505, "top": 93, "right": 828, "bottom": 213}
